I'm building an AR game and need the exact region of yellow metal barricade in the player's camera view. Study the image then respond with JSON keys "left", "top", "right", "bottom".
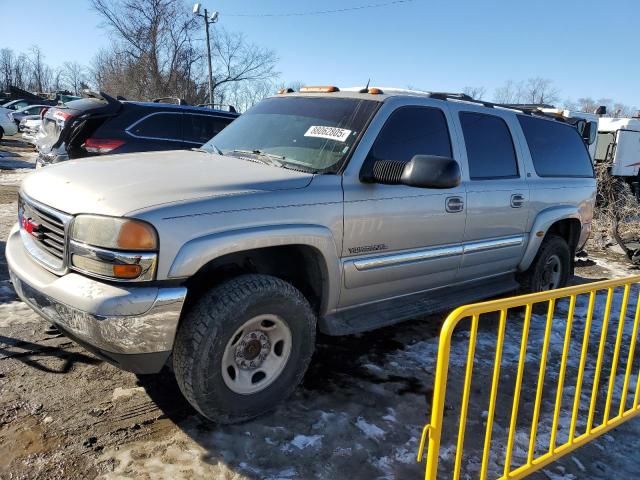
{"left": 417, "top": 275, "right": 640, "bottom": 479}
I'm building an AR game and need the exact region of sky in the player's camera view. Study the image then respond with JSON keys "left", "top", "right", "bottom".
{"left": 0, "top": 0, "right": 638, "bottom": 106}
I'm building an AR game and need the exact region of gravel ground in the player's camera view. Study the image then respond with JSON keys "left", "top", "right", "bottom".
{"left": 1, "top": 136, "right": 640, "bottom": 480}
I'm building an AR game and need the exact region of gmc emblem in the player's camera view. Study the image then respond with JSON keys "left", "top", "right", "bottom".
{"left": 21, "top": 216, "right": 43, "bottom": 239}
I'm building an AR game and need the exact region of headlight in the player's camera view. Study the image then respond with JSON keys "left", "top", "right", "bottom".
{"left": 69, "top": 215, "right": 158, "bottom": 281}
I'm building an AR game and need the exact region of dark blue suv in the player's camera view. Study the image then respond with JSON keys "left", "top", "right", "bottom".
{"left": 36, "top": 91, "right": 238, "bottom": 167}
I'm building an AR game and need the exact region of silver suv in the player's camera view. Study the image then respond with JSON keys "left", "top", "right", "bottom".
{"left": 6, "top": 87, "right": 596, "bottom": 422}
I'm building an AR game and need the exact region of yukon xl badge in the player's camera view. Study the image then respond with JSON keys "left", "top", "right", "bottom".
{"left": 348, "top": 244, "right": 388, "bottom": 255}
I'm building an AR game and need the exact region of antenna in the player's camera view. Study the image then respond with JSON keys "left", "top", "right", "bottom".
{"left": 359, "top": 79, "right": 371, "bottom": 93}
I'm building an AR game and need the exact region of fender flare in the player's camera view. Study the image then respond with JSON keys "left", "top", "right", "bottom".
{"left": 518, "top": 207, "right": 582, "bottom": 272}
{"left": 168, "top": 224, "right": 341, "bottom": 314}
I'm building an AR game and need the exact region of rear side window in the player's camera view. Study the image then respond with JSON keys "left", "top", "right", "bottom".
{"left": 366, "top": 106, "right": 452, "bottom": 164}
{"left": 459, "top": 112, "right": 519, "bottom": 179}
{"left": 518, "top": 115, "right": 594, "bottom": 177}
{"left": 182, "top": 114, "right": 231, "bottom": 144}
{"left": 128, "top": 113, "right": 181, "bottom": 141}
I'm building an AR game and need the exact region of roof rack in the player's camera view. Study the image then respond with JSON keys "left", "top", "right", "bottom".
{"left": 426, "top": 92, "right": 567, "bottom": 122}
{"left": 152, "top": 97, "right": 189, "bottom": 105}
{"left": 196, "top": 103, "right": 238, "bottom": 113}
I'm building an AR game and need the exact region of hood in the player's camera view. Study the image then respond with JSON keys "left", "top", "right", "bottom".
{"left": 22, "top": 150, "right": 313, "bottom": 216}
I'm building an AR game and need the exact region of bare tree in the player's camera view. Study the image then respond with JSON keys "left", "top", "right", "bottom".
{"left": 91, "top": 0, "right": 278, "bottom": 104}
{"left": 28, "top": 45, "right": 49, "bottom": 92}
{"left": 209, "top": 28, "right": 278, "bottom": 101}
{"left": 462, "top": 86, "right": 486, "bottom": 100}
{"left": 0, "top": 49, "right": 15, "bottom": 91}
{"left": 62, "top": 61, "right": 86, "bottom": 94}
{"left": 493, "top": 80, "right": 525, "bottom": 104}
{"left": 522, "top": 77, "right": 559, "bottom": 105}
{"left": 92, "top": 0, "right": 201, "bottom": 99}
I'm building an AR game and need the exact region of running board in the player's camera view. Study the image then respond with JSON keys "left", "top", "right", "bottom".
{"left": 320, "top": 274, "right": 520, "bottom": 335}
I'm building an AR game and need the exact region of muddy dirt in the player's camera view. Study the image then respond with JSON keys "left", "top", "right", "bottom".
{"left": 1, "top": 136, "right": 640, "bottom": 480}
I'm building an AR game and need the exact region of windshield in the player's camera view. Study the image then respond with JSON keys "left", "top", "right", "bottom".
{"left": 201, "top": 96, "right": 379, "bottom": 172}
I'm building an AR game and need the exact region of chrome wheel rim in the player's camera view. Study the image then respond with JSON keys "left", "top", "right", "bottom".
{"left": 222, "top": 314, "right": 292, "bottom": 395}
{"left": 540, "top": 254, "right": 562, "bottom": 290}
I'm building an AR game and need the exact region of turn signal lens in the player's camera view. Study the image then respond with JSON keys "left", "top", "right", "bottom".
{"left": 117, "top": 220, "right": 157, "bottom": 250}
{"left": 113, "top": 264, "right": 143, "bottom": 279}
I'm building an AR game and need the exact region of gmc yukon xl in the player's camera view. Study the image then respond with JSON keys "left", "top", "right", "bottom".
{"left": 6, "top": 87, "right": 596, "bottom": 423}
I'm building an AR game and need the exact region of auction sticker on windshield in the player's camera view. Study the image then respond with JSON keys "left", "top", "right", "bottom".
{"left": 304, "top": 126, "right": 352, "bottom": 142}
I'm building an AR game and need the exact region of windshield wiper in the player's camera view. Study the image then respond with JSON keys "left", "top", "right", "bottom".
{"left": 228, "top": 149, "right": 284, "bottom": 167}
{"left": 210, "top": 144, "right": 224, "bottom": 156}
{"left": 228, "top": 149, "right": 318, "bottom": 173}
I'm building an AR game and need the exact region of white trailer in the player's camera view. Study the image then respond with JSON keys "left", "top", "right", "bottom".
{"left": 596, "top": 117, "right": 640, "bottom": 178}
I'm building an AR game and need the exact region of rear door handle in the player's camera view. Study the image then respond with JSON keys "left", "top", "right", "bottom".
{"left": 446, "top": 196, "right": 464, "bottom": 213}
{"left": 511, "top": 194, "right": 525, "bottom": 208}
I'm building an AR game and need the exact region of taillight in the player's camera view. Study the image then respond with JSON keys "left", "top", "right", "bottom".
{"left": 83, "top": 138, "right": 126, "bottom": 154}
{"left": 52, "top": 110, "right": 72, "bottom": 122}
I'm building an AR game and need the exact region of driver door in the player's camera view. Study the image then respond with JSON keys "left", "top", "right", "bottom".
{"left": 340, "top": 101, "right": 467, "bottom": 308}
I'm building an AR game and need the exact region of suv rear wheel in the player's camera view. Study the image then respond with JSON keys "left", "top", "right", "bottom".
{"left": 519, "top": 234, "right": 571, "bottom": 293}
{"left": 173, "top": 274, "right": 316, "bottom": 423}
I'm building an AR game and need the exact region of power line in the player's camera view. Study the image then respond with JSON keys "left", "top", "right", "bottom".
{"left": 221, "top": 0, "right": 416, "bottom": 18}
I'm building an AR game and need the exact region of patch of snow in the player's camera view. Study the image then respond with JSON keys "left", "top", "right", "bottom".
{"left": 355, "top": 417, "right": 386, "bottom": 439}
{"left": 288, "top": 434, "right": 322, "bottom": 450}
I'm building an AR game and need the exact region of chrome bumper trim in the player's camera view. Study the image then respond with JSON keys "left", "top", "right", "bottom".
{"left": 10, "top": 270, "right": 186, "bottom": 355}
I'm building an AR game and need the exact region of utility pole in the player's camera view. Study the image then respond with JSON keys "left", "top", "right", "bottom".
{"left": 193, "top": 4, "right": 219, "bottom": 106}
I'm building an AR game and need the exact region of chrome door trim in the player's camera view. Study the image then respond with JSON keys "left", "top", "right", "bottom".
{"left": 351, "top": 235, "right": 525, "bottom": 272}
{"left": 353, "top": 245, "right": 463, "bottom": 272}
{"left": 463, "top": 235, "right": 524, "bottom": 254}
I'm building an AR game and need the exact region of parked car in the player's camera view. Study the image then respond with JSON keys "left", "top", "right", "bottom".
{"left": 20, "top": 116, "right": 42, "bottom": 144}
{"left": 35, "top": 91, "right": 238, "bottom": 167}
{"left": 7, "top": 86, "right": 595, "bottom": 423}
{"left": 1, "top": 99, "right": 34, "bottom": 111}
{"left": 10, "top": 104, "right": 49, "bottom": 126}
{"left": 0, "top": 108, "right": 18, "bottom": 139}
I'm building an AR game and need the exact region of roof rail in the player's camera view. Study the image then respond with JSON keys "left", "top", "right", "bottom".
{"left": 152, "top": 97, "right": 190, "bottom": 105}
{"left": 426, "top": 92, "right": 567, "bottom": 122}
{"left": 196, "top": 103, "right": 238, "bottom": 113}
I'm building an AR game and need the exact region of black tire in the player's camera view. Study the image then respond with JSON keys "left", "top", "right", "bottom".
{"left": 173, "top": 274, "right": 317, "bottom": 423}
{"left": 0, "top": 127, "right": 4, "bottom": 141}
{"left": 519, "top": 234, "right": 571, "bottom": 294}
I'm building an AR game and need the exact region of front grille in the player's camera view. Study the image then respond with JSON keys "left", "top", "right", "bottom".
{"left": 18, "top": 195, "right": 72, "bottom": 273}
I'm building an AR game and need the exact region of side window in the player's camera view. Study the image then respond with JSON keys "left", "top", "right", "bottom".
{"left": 366, "top": 106, "right": 452, "bottom": 164}
{"left": 459, "top": 112, "right": 519, "bottom": 180}
{"left": 518, "top": 115, "right": 594, "bottom": 178}
{"left": 182, "top": 114, "right": 231, "bottom": 144}
{"left": 129, "top": 113, "right": 181, "bottom": 141}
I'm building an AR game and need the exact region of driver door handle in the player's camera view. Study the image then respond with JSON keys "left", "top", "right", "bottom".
{"left": 446, "top": 196, "right": 464, "bottom": 213}
{"left": 511, "top": 194, "right": 525, "bottom": 208}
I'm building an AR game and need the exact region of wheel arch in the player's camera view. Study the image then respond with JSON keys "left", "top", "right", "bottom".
{"left": 518, "top": 208, "right": 582, "bottom": 272}
{"left": 170, "top": 224, "right": 341, "bottom": 316}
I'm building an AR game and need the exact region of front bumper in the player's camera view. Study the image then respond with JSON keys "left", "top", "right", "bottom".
{"left": 6, "top": 224, "right": 187, "bottom": 374}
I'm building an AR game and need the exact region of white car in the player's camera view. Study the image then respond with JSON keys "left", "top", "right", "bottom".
{"left": 20, "top": 116, "right": 42, "bottom": 145}
{"left": 0, "top": 107, "right": 19, "bottom": 140}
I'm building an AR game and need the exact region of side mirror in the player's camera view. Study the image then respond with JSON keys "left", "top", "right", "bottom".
{"left": 583, "top": 121, "right": 598, "bottom": 145}
{"left": 365, "top": 155, "right": 461, "bottom": 189}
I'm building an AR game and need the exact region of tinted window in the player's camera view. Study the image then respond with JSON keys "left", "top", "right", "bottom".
{"left": 459, "top": 112, "right": 518, "bottom": 179}
{"left": 366, "top": 106, "right": 452, "bottom": 164}
{"left": 518, "top": 115, "right": 594, "bottom": 177}
{"left": 129, "top": 113, "right": 181, "bottom": 140}
{"left": 182, "top": 114, "right": 231, "bottom": 144}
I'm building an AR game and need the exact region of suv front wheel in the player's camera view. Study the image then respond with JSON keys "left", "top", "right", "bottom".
{"left": 173, "top": 274, "right": 316, "bottom": 423}
{"left": 519, "top": 234, "right": 571, "bottom": 293}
